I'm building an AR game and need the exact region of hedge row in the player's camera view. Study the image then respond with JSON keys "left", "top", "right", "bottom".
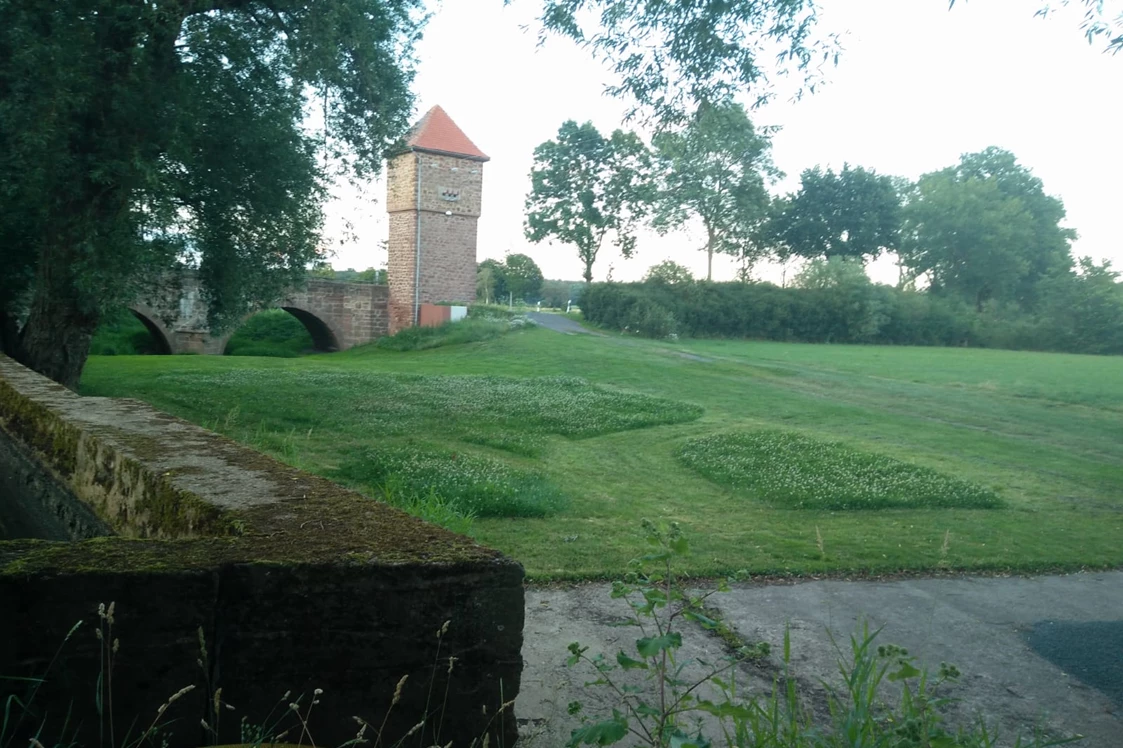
{"left": 580, "top": 281, "right": 1123, "bottom": 355}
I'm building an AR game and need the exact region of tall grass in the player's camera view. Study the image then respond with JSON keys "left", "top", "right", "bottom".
{"left": 336, "top": 445, "right": 567, "bottom": 518}
{"left": 375, "top": 317, "right": 512, "bottom": 351}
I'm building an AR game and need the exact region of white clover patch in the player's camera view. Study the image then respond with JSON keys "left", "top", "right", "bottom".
{"left": 678, "top": 430, "right": 1003, "bottom": 511}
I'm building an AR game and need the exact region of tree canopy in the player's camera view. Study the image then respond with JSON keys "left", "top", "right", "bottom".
{"left": 765, "top": 165, "right": 902, "bottom": 263}
{"left": 900, "top": 148, "right": 1074, "bottom": 311}
{"left": 502, "top": 253, "right": 545, "bottom": 302}
{"left": 651, "top": 101, "right": 778, "bottom": 281}
{"left": 524, "top": 120, "right": 653, "bottom": 283}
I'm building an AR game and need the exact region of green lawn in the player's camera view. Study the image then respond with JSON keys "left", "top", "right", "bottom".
{"left": 80, "top": 324, "right": 1123, "bottom": 580}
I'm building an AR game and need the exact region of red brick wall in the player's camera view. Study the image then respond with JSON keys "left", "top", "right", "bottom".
{"left": 284, "top": 280, "right": 389, "bottom": 349}
{"left": 386, "top": 150, "right": 483, "bottom": 333}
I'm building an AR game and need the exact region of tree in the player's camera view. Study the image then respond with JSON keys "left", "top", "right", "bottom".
{"left": 477, "top": 258, "right": 508, "bottom": 304}
{"left": 4, "top": 0, "right": 833, "bottom": 389}
{"left": 952, "top": 147, "right": 1075, "bottom": 307}
{"left": 309, "top": 266, "right": 386, "bottom": 283}
{"left": 901, "top": 148, "right": 1075, "bottom": 311}
{"left": 525, "top": 121, "right": 653, "bottom": 283}
{"left": 644, "top": 261, "right": 695, "bottom": 285}
{"left": 651, "top": 102, "right": 778, "bottom": 281}
{"left": 1035, "top": 257, "right": 1123, "bottom": 354}
{"left": 503, "top": 254, "right": 544, "bottom": 302}
{"left": 0, "top": 0, "right": 421, "bottom": 388}
{"left": 765, "top": 165, "right": 902, "bottom": 263}
{"left": 901, "top": 172, "right": 1037, "bottom": 312}
{"left": 539, "top": 279, "right": 585, "bottom": 309}
{"left": 477, "top": 265, "right": 498, "bottom": 305}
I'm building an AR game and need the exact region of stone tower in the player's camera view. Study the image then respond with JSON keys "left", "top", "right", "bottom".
{"left": 386, "top": 106, "right": 489, "bottom": 333}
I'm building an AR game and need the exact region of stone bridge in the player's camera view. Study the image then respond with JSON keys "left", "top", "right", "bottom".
{"left": 131, "top": 272, "right": 390, "bottom": 354}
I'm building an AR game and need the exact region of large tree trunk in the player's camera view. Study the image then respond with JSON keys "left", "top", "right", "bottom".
{"left": 17, "top": 267, "right": 99, "bottom": 391}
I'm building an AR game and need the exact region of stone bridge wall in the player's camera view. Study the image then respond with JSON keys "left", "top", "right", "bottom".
{"left": 0, "top": 354, "right": 523, "bottom": 747}
{"left": 133, "top": 274, "right": 390, "bottom": 354}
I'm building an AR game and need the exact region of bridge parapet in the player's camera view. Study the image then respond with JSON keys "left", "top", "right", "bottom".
{"left": 0, "top": 354, "right": 523, "bottom": 747}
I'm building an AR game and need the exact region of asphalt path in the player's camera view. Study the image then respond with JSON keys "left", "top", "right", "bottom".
{"left": 526, "top": 312, "right": 599, "bottom": 335}
{"left": 517, "top": 571, "right": 1123, "bottom": 746}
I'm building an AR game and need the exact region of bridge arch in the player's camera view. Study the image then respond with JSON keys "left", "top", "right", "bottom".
{"left": 280, "top": 306, "right": 342, "bottom": 352}
{"left": 126, "top": 305, "right": 174, "bottom": 355}
{"left": 217, "top": 306, "right": 344, "bottom": 355}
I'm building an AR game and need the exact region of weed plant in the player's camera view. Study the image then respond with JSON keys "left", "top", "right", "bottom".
{"left": 678, "top": 430, "right": 1003, "bottom": 510}
{"left": 4, "top": 607, "right": 512, "bottom": 748}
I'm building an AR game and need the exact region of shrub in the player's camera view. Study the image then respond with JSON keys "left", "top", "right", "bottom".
{"left": 622, "top": 297, "right": 677, "bottom": 338}
{"left": 678, "top": 430, "right": 1003, "bottom": 510}
{"left": 581, "top": 278, "right": 1122, "bottom": 355}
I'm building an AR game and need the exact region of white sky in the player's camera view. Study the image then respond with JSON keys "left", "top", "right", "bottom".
{"left": 323, "top": 0, "right": 1122, "bottom": 286}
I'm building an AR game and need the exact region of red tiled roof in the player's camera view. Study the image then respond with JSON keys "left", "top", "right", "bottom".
{"left": 404, "top": 106, "right": 489, "bottom": 162}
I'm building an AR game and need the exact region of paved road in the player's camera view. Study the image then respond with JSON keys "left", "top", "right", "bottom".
{"left": 517, "top": 571, "right": 1123, "bottom": 746}
{"left": 527, "top": 312, "right": 599, "bottom": 335}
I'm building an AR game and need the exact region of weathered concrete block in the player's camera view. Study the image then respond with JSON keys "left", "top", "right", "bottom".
{"left": 0, "top": 355, "right": 523, "bottom": 747}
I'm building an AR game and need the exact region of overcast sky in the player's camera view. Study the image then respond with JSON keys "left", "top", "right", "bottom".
{"left": 323, "top": 0, "right": 1121, "bottom": 286}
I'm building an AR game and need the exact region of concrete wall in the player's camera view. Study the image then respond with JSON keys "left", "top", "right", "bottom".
{"left": 0, "top": 425, "right": 111, "bottom": 541}
{"left": 0, "top": 355, "right": 524, "bottom": 747}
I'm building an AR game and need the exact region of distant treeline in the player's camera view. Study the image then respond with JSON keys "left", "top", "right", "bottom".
{"left": 581, "top": 269, "right": 1123, "bottom": 355}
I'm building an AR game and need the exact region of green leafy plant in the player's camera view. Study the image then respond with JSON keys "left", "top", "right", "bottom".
{"left": 565, "top": 520, "right": 760, "bottom": 747}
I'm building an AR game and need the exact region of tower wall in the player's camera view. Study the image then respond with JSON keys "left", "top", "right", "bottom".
{"left": 386, "top": 151, "right": 484, "bottom": 334}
